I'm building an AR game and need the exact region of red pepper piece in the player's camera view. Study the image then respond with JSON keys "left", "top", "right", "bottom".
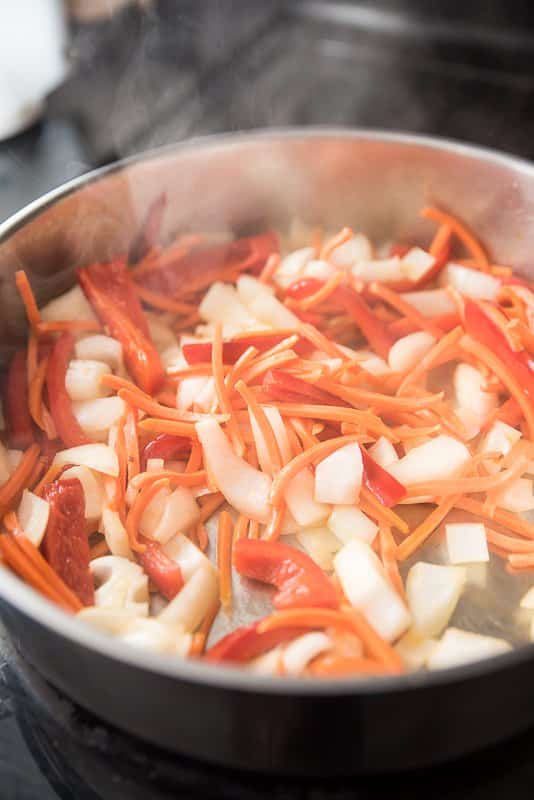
{"left": 464, "top": 300, "right": 534, "bottom": 400}
{"left": 360, "top": 447, "right": 406, "bottom": 507}
{"left": 46, "top": 332, "right": 91, "bottom": 448}
{"left": 129, "top": 191, "right": 167, "bottom": 263}
{"left": 285, "top": 277, "right": 324, "bottom": 301}
{"left": 262, "top": 369, "right": 347, "bottom": 407}
{"left": 141, "top": 434, "right": 191, "bottom": 470}
{"left": 389, "top": 243, "right": 412, "bottom": 258}
{"left": 182, "top": 331, "right": 310, "bottom": 365}
{"left": 78, "top": 261, "right": 164, "bottom": 394}
{"left": 137, "top": 230, "right": 279, "bottom": 295}
{"left": 4, "top": 350, "right": 34, "bottom": 448}
{"left": 41, "top": 478, "right": 94, "bottom": 605}
{"left": 205, "top": 620, "right": 306, "bottom": 663}
{"left": 137, "top": 536, "right": 184, "bottom": 600}
{"left": 233, "top": 538, "right": 338, "bottom": 610}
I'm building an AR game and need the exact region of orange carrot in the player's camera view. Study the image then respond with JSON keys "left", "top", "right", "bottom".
{"left": 420, "top": 206, "right": 490, "bottom": 269}
{"left": 0, "top": 444, "right": 40, "bottom": 511}
{"left": 396, "top": 494, "right": 460, "bottom": 561}
{"left": 137, "top": 418, "right": 198, "bottom": 438}
{"left": 125, "top": 477, "right": 169, "bottom": 552}
{"left": 199, "top": 492, "right": 226, "bottom": 523}
{"left": 259, "top": 252, "right": 280, "bottom": 283}
{"left": 378, "top": 526, "right": 405, "bottom": 599}
{"left": 15, "top": 271, "right": 40, "bottom": 328}
{"left": 36, "top": 320, "right": 101, "bottom": 334}
{"left": 320, "top": 227, "right": 353, "bottom": 261}
{"left": 235, "top": 380, "right": 282, "bottom": 473}
{"left": 134, "top": 285, "right": 197, "bottom": 314}
{"left": 217, "top": 510, "right": 233, "bottom": 610}
{"left": 369, "top": 282, "right": 444, "bottom": 339}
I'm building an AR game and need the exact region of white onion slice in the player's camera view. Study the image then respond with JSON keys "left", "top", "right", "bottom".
{"left": 401, "top": 289, "right": 456, "bottom": 318}
{"left": 406, "top": 562, "right": 466, "bottom": 637}
{"left": 284, "top": 467, "right": 330, "bottom": 527}
{"left": 334, "top": 540, "right": 411, "bottom": 642}
{"left": 480, "top": 421, "right": 522, "bottom": 474}
{"left": 17, "top": 489, "right": 49, "bottom": 547}
{"left": 138, "top": 487, "right": 169, "bottom": 537}
{"left": 330, "top": 234, "right": 373, "bottom": 269}
{"left": 176, "top": 376, "right": 210, "bottom": 412}
{"left": 196, "top": 418, "right": 272, "bottom": 522}
{"left": 282, "top": 632, "right": 332, "bottom": 675}
{"left": 395, "top": 630, "right": 438, "bottom": 670}
{"left": 368, "top": 436, "right": 399, "bottom": 468}
{"left": 352, "top": 257, "right": 403, "bottom": 283}
{"left": 400, "top": 247, "right": 435, "bottom": 283}
{"left": 427, "top": 628, "right": 511, "bottom": 670}
{"left": 247, "top": 293, "right": 300, "bottom": 330}
{"left": 54, "top": 443, "right": 119, "bottom": 477}
{"left": 445, "top": 523, "right": 489, "bottom": 564}
{"left": 387, "top": 435, "right": 470, "bottom": 485}
{"left": 274, "top": 246, "right": 315, "bottom": 289}
{"left": 327, "top": 506, "right": 378, "bottom": 545}
{"left": 440, "top": 263, "right": 500, "bottom": 300}
{"left": 454, "top": 363, "right": 498, "bottom": 422}
{"left": 387, "top": 331, "right": 436, "bottom": 373}
{"left": 495, "top": 477, "right": 534, "bottom": 513}
{"left": 78, "top": 606, "right": 139, "bottom": 635}
{"left": 237, "top": 274, "right": 275, "bottom": 305}
{"left": 65, "top": 359, "right": 111, "bottom": 401}
{"left": 118, "top": 618, "right": 192, "bottom": 656}
{"left": 100, "top": 508, "right": 133, "bottom": 559}
{"left": 146, "top": 458, "right": 165, "bottom": 473}
{"left": 248, "top": 647, "right": 283, "bottom": 675}
{"left": 296, "top": 527, "right": 342, "bottom": 571}
{"left": 301, "top": 259, "right": 337, "bottom": 281}
{"left": 162, "top": 532, "right": 211, "bottom": 582}
{"left": 314, "top": 442, "right": 363, "bottom": 505}
{"left": 73, "top": 396, "right": 126, "bottom": 442}
{"left": 159, "top": 562, "right": 218, "bottom": 632}
{"left": 91, "top": 556, "right": 149, "bottom": 615}
{"left": 61, "top": 465, "right": 104, "bottom": 521}
{"left": 263, "top": 406, "right": 292, "bottom": 465}
{"left": 199, "top": 282, "right": 257, "bottom": 328}
{"left": 41, "top": 285, "right": 97, "bottom": 323}
{"left": 144, "top": 487, "right": 200, "bottom": 545}
{"left": 75, "top": 335, "right": 123, "bottom": 371}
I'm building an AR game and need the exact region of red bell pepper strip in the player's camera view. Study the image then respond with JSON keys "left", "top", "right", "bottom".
{"left": 464, "top": 300, "right": 534, "bottom": 400}
{"left": 205, "top": 620, "right": 306, "bottom": 663}
{"left": 46, "top": 333, "right": 91, "bottom": 448}
{"left": 78, "top": 261, "right": 164, "bottom": 394}
{"left": 141, "top": 434, "right": 191, "bottom": 470}
{"left": 129, "top": 191, "right": 167, "bottom": 263}
{"left": 361, "top": 447, "right": 406, "bottom": 507}
{"left": 262, "top": 369, "right": 347, "bottom": 407}
{"left": 137, "top": 536, "right": 184, "bottom": 600}
{"left": 182, "top": 331, "right": 310, "bottom": 365}
{"left": 233, "top": 538, "right": 338, "bottom": 610}
{"left": 4, "top": 350, "right": 34, "bottom": 448}
{"left": 41, "top": 478, "right": 94, "bottom": 605}
{"left": 137, "top": 230, "right": 279, "bottom": 295}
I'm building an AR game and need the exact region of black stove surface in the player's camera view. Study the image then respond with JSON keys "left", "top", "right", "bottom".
{"left": 3, "top": 1, "right": 534, "bottom": 796}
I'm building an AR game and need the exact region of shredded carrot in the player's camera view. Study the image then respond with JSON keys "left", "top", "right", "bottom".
{"left": 453, "top": 497, "right": 534, "bottom": 540}
{"left": 369, "top": 282, "right": 444, "bottom": 339}
{"left": 235, "top": 514, "right": 249, "bottom": 540}
{"left": 15, "top": 271, "right": 41, "bottom": 328}
{"left": 429, "top": 223, "right": 452, "bottom": 257}
{"left": 259, "top": 252, "right": 280, "bottom": 283}
{"left": 265, "top": 501, "right": 286, "bottom": 541}
{"left": 212, "top": 322, "right": 245, "bottom": 456}
{"left": 485, "top": 528, "right": 534, "bottom": 554}
{"left": 33, "top": 463, "right": 64, "bottom": 496}
{"left": 199, "top": 492, "right": 226, "bottom": 523}
{"left": 190, "top": 598, "right": 221, "bottom": 655}
{"left": 225, "top": 346, "right": 259, "bottom": 392}
{"left": 507, "top": 553, "right": 534, "bottom": 569}
{"left": 341, "top": 606, "right": 404, "bottom": 671}
{"left": 289, "top": 417, "right": 319, "bottom": 450}
{"left": 320, "top": 227, "right": 353, "bottom": 261}
{"left": 130, "top": 469, "right": 207, "bottom": 490}
{"left": 396, "top": 493, "right": 461, "bottom": 561}
{"left": 397, "top": 326, "right": 464, "bottom": 394}
{"left": 28, "top": 357, "right": 49, "bottom": 431}
{"left": 137, "top": 418, "right": 198, "bottom": 438}
{"left": 359, "top": 488, "right": 409, "bottom": 535}
{"left": 235, "top": 379, "right": 282, "bottom": 473}
{"left": 0, "top": 444, "right": 40, "bottom": 511}
{"left": 134, "top": 284, "right": 197, "bottom": 315}
{"left": 404, "top": 454, "right": 528, "bottom": 497}
{"left": 273, "top": 403, "right": 395, "bottom": 441}
{"left": 420, "top": 206, "right": 490, "bottom": 270}
{"left": 217, "top": 510, "right": 233, "bottom": 610}
{"left": 378, "top": 526, "right": 405, "bottom": 599}
{"left": 195, "top": 520, "right": 209, "bottom": 552}
{"left": 298, "top": 322, "right": 349, "bottom": 360}
{"left": 36, "top": 320, "right": 101, "bottom": 335}
{"left": 239, "top": 350, "right": 299, "bottom": 385}
{"left": 125, "top": 478, "right": 169, "bottom": 553}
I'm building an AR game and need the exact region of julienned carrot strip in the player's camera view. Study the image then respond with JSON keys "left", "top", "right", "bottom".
{"left": 217, "top": 510, "right": 233, "bottom": 610}
{"left": 359, "top": 489, "right": 409, "bottom": 535}
{"left": 235, "top": 514, "right": 249, "bottom": 540}
{"left": 15, "top": 271, "right": 41, "bottom": 327}
{"left": 224, "top": 346, "right": 259, "bottom": 392}
{"left": 0, "top": 444, "right": 40, "bottom": 510}
{"left": 190, "top": 598, "right": 221, "bottom": 655}
{"left": 508, "top": 553, "right": 534, "bottom": 569}
{"left": 298, "top": 322, "right": 349, "bottom": 360}
{"left": 460, "top": 335, "right": 534, "bottom": 440}
{"left": 125, "top": 478, "right": 169, "bottom": 552}
{"left": 315, "top": 378, "right": 444, "bottom": 412}
{"left": 130, "top": 469, "right": 207, "bottom": 491}
{"left": 396, "top": 494, "right": 461, "bottom": 562}
{"left": 273, "top": 403, "right": 395, "bottom": 441}
{"left": 265, "top": 501, "right": 286, "bottom": 541}
{"left": 28, "top": 356, "right": 49, "bottom": 431}
{"left": 420, "top": 206, "right": 490, "bottom": 270}
{"left": 453, "top": 497, "right": 534, "bottom": 540}
{"left": 36, "top": 320, "right": 101, "bottom": 334}
{"left": 185, "top": 441, "right": 202, "bottom": 473}
{"left": 378, "top": 526, "right": 404, "bottom": 599}
{"left": 404, "top": 455, "right": 528, "bottom": 497}
{"left": 195, "top": 521, "right": 209, "bottom": 552}
{"left": 235, "top": 380, "right": 282, "bottom": 474}
{"left": 289, "top": 418, "right": 319, "bottom": 450}
{"left": 369, "top": 282, "right": 444, "bottom": 339}
{"left": 118, "top": 387, "right": 198, "bottom": 425}
{"left": 212, "top": 322, "right": 244, "bottom": 456}
{"left": 270, "top": 434, "right": 361, "bottom": 505}
{"left": 134, "top": 284, "right": 197, "bottom": 315}
{"left": 341, "top": 607, "right": 404, "bottom": 671}
{"left": 320, "top": 227, "right": 353, "bottom": 261}
{"left": 397, "top": 326, "right": 464, "bottom": 394}
{"left": 259, "top": 252, "right": 280, "bottom": 283}
{"left": 388, "top": 312, "right": 461, "bottom": 338}
{"left": 429, "top": 223, "right": 452, "bottom": 257}
{"left": 33, "top": 463, "right": 65, "bottom": 497}
{"left": 199, "top": 492, "right": 226, "bottom": 523}
{"left": 137, "top": 418, "right": 198, "bottom": 438}
{"left": 485, "top": 528, "right": 534, "bottom": 554}
{"left": 239, "top": 350, "right": 298, "bottom": 385}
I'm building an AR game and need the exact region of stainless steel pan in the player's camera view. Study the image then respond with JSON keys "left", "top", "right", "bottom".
{"left": 2, "top": 130, "right": 534, "bottom": 776}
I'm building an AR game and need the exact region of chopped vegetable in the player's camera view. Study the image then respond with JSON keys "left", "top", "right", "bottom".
{"left": 406, "top": 562, "right": 466, "bottom": 637}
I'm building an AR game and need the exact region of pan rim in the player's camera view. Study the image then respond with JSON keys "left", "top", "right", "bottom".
{"left": 2, "top": 125, "right": 534, "bottom": 696}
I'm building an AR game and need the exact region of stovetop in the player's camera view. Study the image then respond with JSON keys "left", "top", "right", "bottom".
{"left": 3, "top": 1, "right": 534, "bottom": 796}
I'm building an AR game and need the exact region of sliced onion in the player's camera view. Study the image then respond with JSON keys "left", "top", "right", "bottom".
{"left": 387, "top": 435, "right": 470, "bottom": 484}
{"left": 454, "top": 408, "right": 481, "bottom": 441}
{"left": 334, "top": 540, "right": 411, "bottom": 642}
{"left": 282, "top": 632, "right": 332, "bottom": 675}
{"left": 73, "top": 396, "right": 126, "bottom": 442}
{"left": 248, "top": 647, "right": 283, "bottom": 675}
{"left": 284, "top": 467, "right": 330, "bottom": 527}
{"left": 480, "top": 421, "right": 522, "bottom": 472}
{"left": 177, "top": 376, "right": 210, "bottom": 413}
{"left": 247, "top": 292, "right": 300, "bottom": 330}
{"left": 454, "top": 363, "right": 498, "bottom": 422}
{"left": 401, "top": 289, "right": 456, "bottom": 318}
{"left": 520, "top": 587, "right": 534, "bottom": 610}
{"left": 158, "top": 561, "right": 218, "bottom": 632}
{"left": 388, "top": 331, "right": 436, "bottom": 373}
{"left": 237, "top": 274, "right": 275, "bottom": 306}
{"left": 495, "top": 477, "right": 534, "bottom": 513}
{"left": 330, "top": 234, "right": 373, "bottom": 269}
{"left": 427, "top": 628, "right": 511, "bottom": 670}
{"left": 118, "top": 618, "right": 192, "bottom": 656}
{"left": 75, "top": 334, "right": 123, "bottom": 371}
{"left": 162, "top": 532, "right": 211, "bottom": 582}
{"left": 327, "top": 505, "right": 378, "bottom": 545}
{"left": 352, "top": 256, "right": 403, "bottom": 284}
{"left": 314, "top": 442, "right": 363, "bottom": 505}
{"left": 445, "top": 522, "right": 489, "bottom": 564}
{"left": 66, "top": 359, "right": 111, "bottom": 402}
{"left": 160, "top": 345, "right": 187, "bottom": 371}
{"left": 296, "top": 527, "right": 342, "bottom": 571}
{"left": 77, "top": 606, "right": 139, "bottom": 634}
{"left": 400, "top": 247, "right": 435, "bottom": 282}
{"left": 139, "top": 487, "right": 170, "bottom": 537}
{"left": 440, "top": 263, "right": 500, "bottom": 300}
{"left": 196, "top": 417, "right": 272, "bottom": 522}
{"left": 351, "top": 350, "right": 391, "bottom": 376}
{"left": 146, "top": 313, "right": 179, "bottom": 352}
{"left": 301, "top": 259, "right": 337, "bottom": 281}
{"left": 54, "top": 443, "right": 119, "bottom": 477}
{"left": 274, "top": 246, "right": 315, "bottom": 288}
{"left": 61, "top": 465, "right": 104, "bottom": 520}
{"left": 90, "top": 555, "right": 149, "bottom": 615}
{"left": 100, "top": 508, "right": 133, "bottom": 559}
{"left": 146, "top": 458, "right": 165, "bottom": 473}
{"left": 406, "top": 562, "right": 466, "bottom": 637}
{"left": 41, "top": 285, "right": 97, "bottom": 323}
{"left": 199, "top": 282, "right": 257, "bottom": 328}
{"left": 368, "top": 436, "right": 399, "bottom": 468}
{"left": 395, "top": 630, "right": 438, "bottom": 670}
{"left": 195, "top": 377, "right": 216, "bottom": 413}
{"left": 263, "top": 406, "right": 292, "bottom": 465}
{"left": 145, "top": 487, "right": 200, "bottom": 544}
{"left": 17, "top": 489, "right": 50, "bottom": 547}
